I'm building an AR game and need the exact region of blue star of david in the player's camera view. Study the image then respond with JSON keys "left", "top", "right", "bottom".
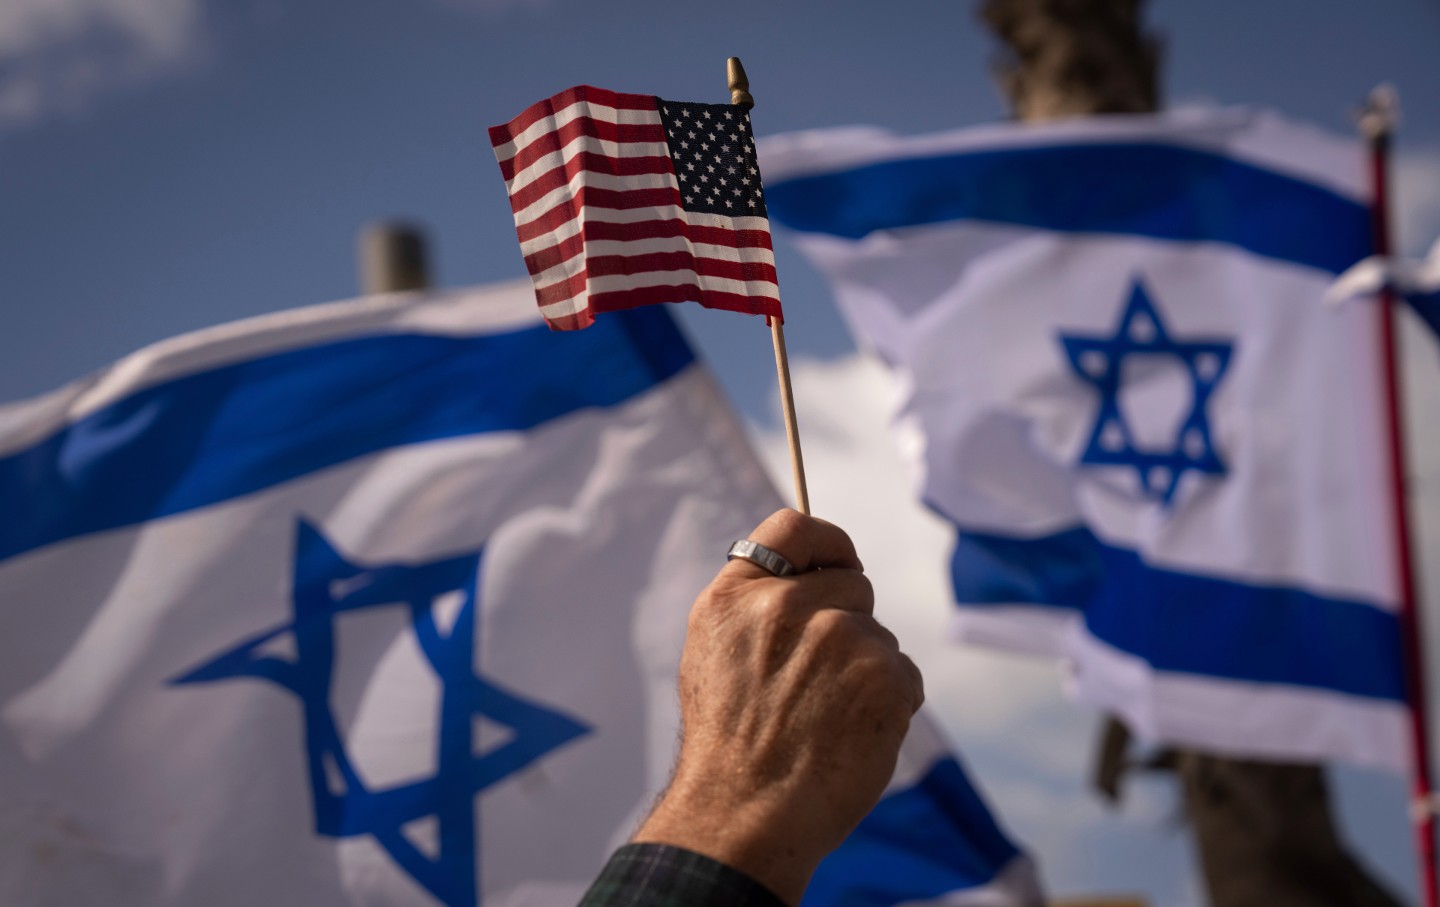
{"left": 171, "top": 520, "right": 590, "bottom": 907}
{"left": 1058, "top": 279, "right": 1234, "bottom": 505}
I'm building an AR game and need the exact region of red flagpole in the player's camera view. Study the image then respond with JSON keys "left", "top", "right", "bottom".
{"left": 1363, "top": 85, "right": 1438, "bottom": 907}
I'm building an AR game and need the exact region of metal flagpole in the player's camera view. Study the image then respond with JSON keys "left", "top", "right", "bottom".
{"left": 1361, "top": 85, "right": 1439, "bottom": 907}
{"left": 727, "top": 56, "right": 811, "bottom": 516}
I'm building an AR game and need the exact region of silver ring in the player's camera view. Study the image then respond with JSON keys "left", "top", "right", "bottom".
{"left": 726, "top": 539, "right": 798, "bottom": 577}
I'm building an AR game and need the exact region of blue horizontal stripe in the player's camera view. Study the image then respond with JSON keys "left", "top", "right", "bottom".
{"left": 0, "top": 307, "right": 693, "bottom": 563}
{"left": 951, "top": 526, "right": 1405, "bottom": 702}
{"left": 1408, "top": 289, "right": 1440, "bottom": 339}
{"left": 766, "top": 143, "right": 1371, "bottom": 275}
{"left": 804, "top": 757, "right": 1020, "bottom": 907}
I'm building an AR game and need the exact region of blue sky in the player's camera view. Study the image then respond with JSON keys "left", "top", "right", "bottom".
{"left": 4, "top": 1, "right": 1440, "bottom": 904}
{"left": 3, "top": 0, "right": 1439, "bottom": 407}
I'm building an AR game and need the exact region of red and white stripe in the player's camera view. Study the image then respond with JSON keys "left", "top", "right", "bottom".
{"left": 490, "top": 86, "right": 782, "bottom": 331}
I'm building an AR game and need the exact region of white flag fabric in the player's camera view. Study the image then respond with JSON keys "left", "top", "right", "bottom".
{"left": 1327, "top": 236, "right": 1440, "bottom": 340}
{"left": 760, "top": 108, "right": 1410, "bottom": 771}
{"left": 1325, "top": 238, "right": 1440, "bottom": 307}
{"left": 0, "top": 283, "right": 1036, "bottom": 906}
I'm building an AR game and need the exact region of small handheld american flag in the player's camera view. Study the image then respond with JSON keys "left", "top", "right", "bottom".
{"left": 489, "top": 86, "right": 782, "bottom": 331}
{"left": 488, "top": 60, "right": 809, "bottom": 515}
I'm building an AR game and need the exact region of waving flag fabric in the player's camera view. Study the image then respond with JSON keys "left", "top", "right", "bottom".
{"left": 1329, "top": 236, "right": 1440, "bottom": 338}
{"left": 761, "top": 108, "right": 1410, "bottom": 771}
{"left": 489, "top": 86, "right": 781, "bottom": 330}
{"left": 0, "top": 282, "right": 1035, "bottom": 906}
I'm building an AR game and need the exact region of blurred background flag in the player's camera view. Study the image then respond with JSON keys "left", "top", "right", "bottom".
{"left": 0, "top": 281, "right": 1035, "bottom": 906}
{"left": 759, "top": 108, "right": 1412, "bottom": 771}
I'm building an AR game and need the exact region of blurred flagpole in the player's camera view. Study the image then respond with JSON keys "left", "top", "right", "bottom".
{"left": 728, "top": 56, "right": 810, "bottom": 516}
{"left": 1362, "top": 84, "right": 1439, "bottom": 907}
{"left": 359, "top": 221, "right": 431, "bottom": 294}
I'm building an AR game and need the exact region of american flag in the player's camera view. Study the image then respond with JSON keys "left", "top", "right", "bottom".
{"left": 489, "top": 86, "right": 782, "bottom": 331}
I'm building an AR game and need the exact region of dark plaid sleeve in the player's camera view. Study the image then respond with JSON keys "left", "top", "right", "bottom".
{"left": 579, "top": 843, "right": 789, "bottom": 907}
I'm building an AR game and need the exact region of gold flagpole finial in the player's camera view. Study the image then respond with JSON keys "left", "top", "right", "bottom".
{"left": 1358, "top": 83, "right": 1400, "bottom": 142}
{"left": 727, "top": 57, "right": 754, "bottom": 110}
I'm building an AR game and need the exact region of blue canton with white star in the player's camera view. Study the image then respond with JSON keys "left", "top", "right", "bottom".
{"left": 172, "top": 520, "right": 590, "bottom": 907}
{"left": 1059, "top": 280, "right": 1234, "bottom": 504}
{"left": 657, "top": 98, "right": 766, "bottom": 218}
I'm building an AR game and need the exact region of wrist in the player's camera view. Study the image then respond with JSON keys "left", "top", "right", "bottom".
{"left": 633, "top": 779, "right": 822, "bottom": 906}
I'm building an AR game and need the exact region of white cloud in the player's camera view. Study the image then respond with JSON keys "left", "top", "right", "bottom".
{"left": 0, "top": 0, "right": 203, "bottom": 131}
{"left": 0, "top": 0, "right": 560, "bottom": 131}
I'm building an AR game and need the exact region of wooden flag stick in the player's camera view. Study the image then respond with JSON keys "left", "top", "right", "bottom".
{"left": 728, "top": 56, "right": 810, "bottom": 515}
{"left": 769, "top": 315, "right": 810, "bottom": 515}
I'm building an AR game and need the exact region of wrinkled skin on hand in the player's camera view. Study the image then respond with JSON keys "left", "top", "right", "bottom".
{"left": 634, "top": 509, "right": 925, "bottom": 905}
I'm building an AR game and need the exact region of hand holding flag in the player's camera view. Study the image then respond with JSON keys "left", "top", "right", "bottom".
{"left": 634, "top": 509, "right": 926, "bottom": 906}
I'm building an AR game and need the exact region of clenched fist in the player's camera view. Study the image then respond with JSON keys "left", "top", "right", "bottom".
{"left": 634, "top": 509, "right": 925, "bottom": 905}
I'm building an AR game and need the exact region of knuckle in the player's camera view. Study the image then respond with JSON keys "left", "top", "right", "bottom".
{"left": 754, "top": 581, "right": 798, "bottom": 617}
{"left": 845, "top": 571, "right": 876, "bottom": 610}
{"left": 868, "top": 616, "right": 898, "bottom": 650}
{"left": 849, "top": 644, "right": 923, "bottom": 707}
{"left": 737, "top": 582, "right": 804, "bottom": 634}
{"left": 825, "top": 520, "right": 858, "bottom": 555}
{"left": 760, "top": 508, "right": 810, "bottom": 548}
{"left": 688, "top": 583, "right": 742, "bottom": 638}
{"left": 688, "top": 585, "right": 724, "bottom": 624}
{"left": 806, "top": 607, "right": 859, "bottom": 646}
{"left": 854, "top": 646, "right": 898, "bottom": 680}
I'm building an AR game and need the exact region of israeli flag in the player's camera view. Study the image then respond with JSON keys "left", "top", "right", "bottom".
{"left": 761, "top": 108, "right": 1408, "bottom": 771}
{"left": 0, "top": 283, "right": 1036, "bottom": 906}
